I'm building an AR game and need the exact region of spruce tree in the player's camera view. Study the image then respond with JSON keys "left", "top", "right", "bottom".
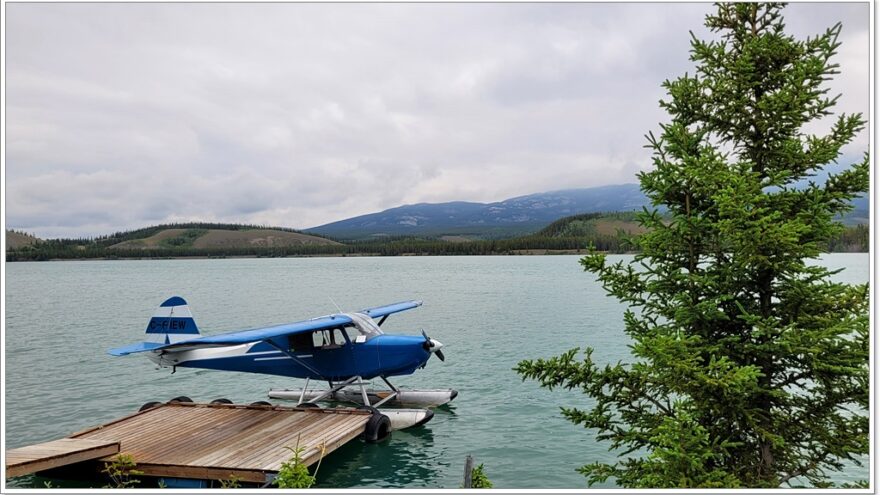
{"left": 516, "top": 3, "right": 868, "bottom": 488}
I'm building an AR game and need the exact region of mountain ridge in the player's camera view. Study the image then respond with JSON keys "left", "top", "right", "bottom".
{"left": 306, "top": 183, "right": 650, "bottom": 239}
{"left": 307, "top": 181, "right": 869, "bottom": 240}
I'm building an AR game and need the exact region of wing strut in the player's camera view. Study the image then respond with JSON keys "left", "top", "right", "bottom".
{"left": 263, "top": 340, "right": 325, "bottom": 378}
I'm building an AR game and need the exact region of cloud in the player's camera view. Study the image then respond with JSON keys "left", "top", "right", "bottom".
{"left": 4, "top": 3, "right": 870, "bottom": 238}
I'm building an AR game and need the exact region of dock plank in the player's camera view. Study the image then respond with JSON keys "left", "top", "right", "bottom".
{"left": 202, "top": 411, "right": 344, "bottom": 468}
{"left": 211, "top": 412, "right": 342, "bottom": 469}
{"left": 191, "top": 412, "right": 320, "bottom": 467}
{"left": 6, "top": 438, "right": 120, "bottom": 478}
{"left": 121, "top": 407, "right": 263, "bottom": 462}
{"left": 164, "top": 410, "right": 296, "bottom": 466}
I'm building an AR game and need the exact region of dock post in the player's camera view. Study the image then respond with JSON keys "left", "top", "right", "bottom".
{"left": 463, "top": 454, "right": 474, "bottom": 488}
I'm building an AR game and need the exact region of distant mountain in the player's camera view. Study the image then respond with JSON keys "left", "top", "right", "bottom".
{"left": 843, "top": 195, "right": 869, "bottom": 226}
{"left": 307, "top": 181, "right": 869, "bottom": 240}
{"left": 307, "top": 184, "right": 650, "bottom": 239}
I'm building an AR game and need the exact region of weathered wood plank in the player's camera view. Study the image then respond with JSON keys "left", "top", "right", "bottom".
{"left": 192, "top": 412, "right": 320, "bottom": 467}
{"left": 272, "top": 416, "right": 368, "bottom": 471}
{"left": 159, "top": 409, "right": 301, "bottom": 466}
{"left": 199, "top": 411, "right": 346, "bottom": 468}
{"left": 216, "top": 413, "right": 344, "bottom": 469}
{"left": 124, "top": 408, "right": 265, "bottom": 463}
{"left": 6, "top": 438, "right": 120, "bottom": 478}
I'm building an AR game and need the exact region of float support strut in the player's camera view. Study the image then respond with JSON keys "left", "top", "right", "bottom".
{"left": 307, "top": 376, "right": 359, "bottom": 404}
{"left": 297, "top": 378, "right": 311, "bottom": 406}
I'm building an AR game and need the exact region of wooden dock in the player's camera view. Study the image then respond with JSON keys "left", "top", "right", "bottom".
{"left": 7, "top": 402, "right": 372, "bottom": 484}
{"left": 6, "top": 438, "right": 120, "bottom": 478}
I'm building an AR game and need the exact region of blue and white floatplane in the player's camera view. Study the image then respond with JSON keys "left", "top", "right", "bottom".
{"left": 109, "top": 297, "right": 457, "bottom": 430}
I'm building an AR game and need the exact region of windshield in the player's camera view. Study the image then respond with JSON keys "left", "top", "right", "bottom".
{"left": 346, "top": 312, "right": 384, "bottom": 338}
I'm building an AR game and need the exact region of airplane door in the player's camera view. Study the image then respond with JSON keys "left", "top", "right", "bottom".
{"left": 311, "top": 328, "right": 354, "bottom": 379}
{"left": 344, "top": 325, "right": 379, "bottom": 378}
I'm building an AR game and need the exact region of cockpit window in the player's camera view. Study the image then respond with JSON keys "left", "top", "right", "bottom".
{"left": 289, "top": 332, "right": 313, "bottom": 352}
{"left": 293, "top": 314, "right": 383, "bottom": 350}
{"left": 343, "top": 325, "right": 360, "bottom": 343}
{"left": 311, "top": 328, "right": 348, "bottom": 349}
{"left": 312, "top": 329, "right": 329, "bottom": 348}
{"left": 345, "top": 313, "right": 384, "bottom": 340}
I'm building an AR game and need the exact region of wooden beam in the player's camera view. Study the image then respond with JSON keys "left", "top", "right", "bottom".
{"left": 132, "top": 463, "right": 271, "bottom": 484}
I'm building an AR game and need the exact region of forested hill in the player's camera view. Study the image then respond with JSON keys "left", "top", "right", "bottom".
{"left": 6, "top": 214, "right": 639, "bottom": 260}
{"left": 6, "top": 230, "right": 42, "bottom": 249}
{"left": 534, "top": 211, "right": 867, "bottom": 253}
{"left": 537, "top": 211, "right": 645, "bottom": 238}
{"left": 6, "top": 213, "right": 867, "bottom": 261}
{"left": 5, "top": 223, "right": 340, "bottom": 260}
{"left": 95, "top": 222, "right": 339, "bottom": 248}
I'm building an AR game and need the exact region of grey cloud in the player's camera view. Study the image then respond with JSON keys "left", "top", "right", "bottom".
{"left": 5, "top": 3, "right": 870, "bottom": 238}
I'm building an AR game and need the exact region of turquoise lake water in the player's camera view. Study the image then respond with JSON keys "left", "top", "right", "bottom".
{"left": 4, "top": 254, "right": 870, "bottom": 488}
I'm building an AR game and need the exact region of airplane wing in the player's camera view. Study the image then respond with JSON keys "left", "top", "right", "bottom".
{"left": 170, "top": 315, "right": 353, "bottom": 347}
{"left": 359, "top": 300, "right": 423, "bottom": 319}
{"left": 108, "top": 314, "right": 353, "bottom": 356}
{"left": 158, "top": 300, "right": 422, "bottom": 349}
{"left": 108, "top": 342, "right": 166, "bottom": 356}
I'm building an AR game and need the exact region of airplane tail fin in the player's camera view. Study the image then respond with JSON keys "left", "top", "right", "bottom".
{"left": 108, "top": 296, "right": 201, "bottom": 356}
{"left": 145, "top": 296, "right": 200, "bottom": 345}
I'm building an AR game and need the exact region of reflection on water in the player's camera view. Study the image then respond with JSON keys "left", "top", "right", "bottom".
{"left": 319, "top": 423, "right": 444, "bottom": 488}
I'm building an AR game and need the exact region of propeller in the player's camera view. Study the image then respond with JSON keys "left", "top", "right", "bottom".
{"left": 420, "top": 329, "right": 446, "bottom": 362}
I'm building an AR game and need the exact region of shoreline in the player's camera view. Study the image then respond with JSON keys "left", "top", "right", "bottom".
{"left": 6, "top": 248, "right": 870, "bottom": 262}
{"left": 7, "top": 249, "right": 594, "bottom": 262}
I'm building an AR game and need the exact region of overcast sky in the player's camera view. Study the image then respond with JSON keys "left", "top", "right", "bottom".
{"left": 5, "top": 2, "right": 870, "bottom": 238}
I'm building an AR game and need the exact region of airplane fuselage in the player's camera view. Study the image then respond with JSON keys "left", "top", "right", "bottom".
{"left": 149, "top": 334, "right": 432, "bottom": 380}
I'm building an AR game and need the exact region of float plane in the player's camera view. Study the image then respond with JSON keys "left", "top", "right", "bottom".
{"left": 109, "top": 297, "right": 456, "bottom": 431}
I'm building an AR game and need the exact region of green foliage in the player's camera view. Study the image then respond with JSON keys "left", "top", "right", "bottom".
{"left": 274, "top": 446, "right": 315, "bottom": 488}
{"left": 159, "top": 228, "right": 208, "bottom": 248}
{"left": 517, "top": 3, "right": 868, "bottom": 489}
{"left": 470, "top": 464, "right": 493, "bottom": 489}
{"left": 102, "top": 453, "right": 143, "bottom": 488}
{"left": 538, "top": 211, "right": 639, "bottom": 236}
{"left": 273, "top": 437, "right": 325, "bottom": 489}
{"left": 218, "top": 474, "right": 241, "bottom": 488}
{"left": 840, "top": 480, "right": 870, "bottom": 489}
